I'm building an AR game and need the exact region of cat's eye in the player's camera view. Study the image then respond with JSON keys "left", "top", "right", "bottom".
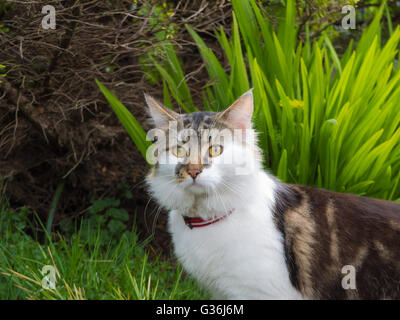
{"left": 209, "top": 145, "right": 223, "bottom": 157}
{"left": 172, "top": 145, "right": 186, "bottom": 158}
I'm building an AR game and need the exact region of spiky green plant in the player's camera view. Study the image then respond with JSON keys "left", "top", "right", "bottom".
{"left": 98, "top": 0, "right": 400, "bottom": 200}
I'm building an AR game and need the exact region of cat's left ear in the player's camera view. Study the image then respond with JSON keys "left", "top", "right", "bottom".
{"left": 218, "top": 89, "right": 254, "bottom": 130}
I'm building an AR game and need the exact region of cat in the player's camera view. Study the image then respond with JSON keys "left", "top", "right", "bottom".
{"left": 145, "top": 90, "right": 400, "bottom": 300}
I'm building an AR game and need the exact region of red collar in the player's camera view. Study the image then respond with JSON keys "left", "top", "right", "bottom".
{"left": 183, "top": 209, "right": 234, "bottom": 229}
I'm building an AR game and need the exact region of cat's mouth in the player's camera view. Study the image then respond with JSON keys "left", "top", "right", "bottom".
{"left": 186, "top": 180, "right": 207, "bottom": 194}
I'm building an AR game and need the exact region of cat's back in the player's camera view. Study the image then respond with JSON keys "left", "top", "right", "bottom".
{"left": 275, "top": 183, "right": 400, "bottom": 299}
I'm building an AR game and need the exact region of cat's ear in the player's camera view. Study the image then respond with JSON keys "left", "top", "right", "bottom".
{"left": 218, "top": 89, "right": 254, "bottom": 130}
{"left": 144, "top": 94, "right": 179, "bottom": 128}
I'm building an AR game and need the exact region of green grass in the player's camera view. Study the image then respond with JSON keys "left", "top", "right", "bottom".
{"left": 0, "top": 200, "right": 208, "bottom": 300}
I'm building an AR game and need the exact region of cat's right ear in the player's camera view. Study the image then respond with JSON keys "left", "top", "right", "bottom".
{"left": 144, "top": 94, "right": 179, "bottom": 128}
{"left": 218, "top": 89, "right": 254, "bottom": 130}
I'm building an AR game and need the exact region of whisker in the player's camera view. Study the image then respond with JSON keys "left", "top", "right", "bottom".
{"left": 151, "top": 205, "right": 163, "bottom": 237}
{"left": 220, "top": 177, "right": 245, "bottom": 197}
{"left": 213, "top": 184, "right": 228, "bottom": 216}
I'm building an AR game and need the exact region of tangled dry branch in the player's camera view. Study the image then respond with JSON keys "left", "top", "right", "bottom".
{"left": 0, "top": 0, "right": 231, "bottom": 251}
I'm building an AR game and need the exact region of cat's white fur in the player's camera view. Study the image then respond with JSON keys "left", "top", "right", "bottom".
{"left": 169, "top": 174, "right": 302, "bottom": 299}
{"left": 146, "top": 91, "right": 303, "bottom": 299}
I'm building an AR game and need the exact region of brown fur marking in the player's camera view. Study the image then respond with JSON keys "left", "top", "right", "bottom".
{"left": 284, "top": 190, "right": 316, "bottom": 298}
{"left": 274, "top": 183, "right": 400, "bottom": 299}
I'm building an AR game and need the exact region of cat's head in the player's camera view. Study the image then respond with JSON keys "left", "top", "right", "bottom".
{"left": 145, "top": 90, "right": 262, "bottom": 214}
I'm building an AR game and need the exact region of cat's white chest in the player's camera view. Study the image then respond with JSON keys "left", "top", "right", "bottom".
{"left": 168, "top": 197, "right": 303, "bottom": 300}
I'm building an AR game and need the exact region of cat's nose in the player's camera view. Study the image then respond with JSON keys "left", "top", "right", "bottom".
{"left": 186, "top": 164, "right": 203, "bottom": 180}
